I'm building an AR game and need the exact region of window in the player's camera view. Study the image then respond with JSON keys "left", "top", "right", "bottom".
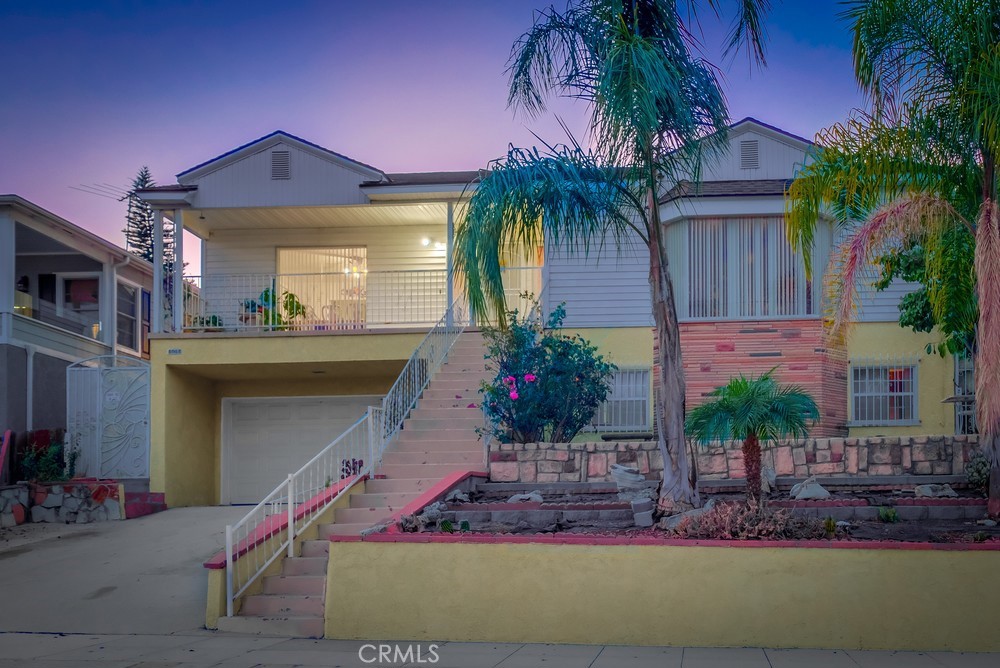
{"left": 681, "top": 217, "right": 815, "bottom": 320}
{"left": 117, "top": 283, "right": 138, "bottom": 350}
{"left": 955, "top": 354, "right": 976, "bottom": 435}
{"left": 141, "top": 290, "right": 151, "bottom": 355}
{"left": 588, "top": 368, "right": 651, "bottom": 432}
{"left": 850, "top": 361, "right": 918, "bottom": 425}
{"left": 56, "top": 274, "right": 101, "bottom": 339}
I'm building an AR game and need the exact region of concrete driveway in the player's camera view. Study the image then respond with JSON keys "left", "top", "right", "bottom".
{"left": 0, "top": 506, "right": 247, "bottom": 634}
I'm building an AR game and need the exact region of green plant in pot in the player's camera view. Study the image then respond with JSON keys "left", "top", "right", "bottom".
{"left": 686, "top": 369, "right": 818, "bottom": 502}
{"left": 259, "top": 288, "right": 307, "bottom": 329}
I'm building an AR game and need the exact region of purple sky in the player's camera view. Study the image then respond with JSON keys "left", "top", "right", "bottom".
{"left": 1, "top": 0, "right": 864, "bottom": 264}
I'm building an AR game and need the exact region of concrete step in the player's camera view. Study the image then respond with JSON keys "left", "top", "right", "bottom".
{"left": 241, "top": 594, "right": 324, "bottom": 617}
{"left": 421, "top": 388, "right": 480, "bottom": 400}
{"left": 364, "top": 477, "right": 436, "bottom": 494}
{"left": 334, "top": 506, "right": 397, "bottom": 525}
{"left": 426, "top": 379, "right": 484, "bottom": 390}
{"left": 417, "top": 397, "right": 481, "bottom": 409}
{"left": 382, "top": 450, "right": 482, "bottom": 466}
{"left": 281, "top": 557, "right": 327, "bottom": 577}
{"left": 404, "top": 416, "right": 484, "bottom": 430}
{"left": 409, "top": 406, "right": 483, "bottom": 420}
{"left": 217, "top": 614, "right": 324, "bottom": 638}
{"left": 396, "top": 429, "right": 479, "bottom": 443}
{"left": 262, "top": 575, "right": 326, "bottom": 596}
{"left": 349, "top": 491, "right": 421, "bottom": 508}
{"left": 300, "top": 540, "right": 330, "bottom": 557}
{"left": 319, "top": 522, "right": 380, "bottom": 537}
{"left": 376, "top": 463, "right": 474, "bottom": 479}
{"left": 389, "top": 441, "right": 485, "bottom": 454}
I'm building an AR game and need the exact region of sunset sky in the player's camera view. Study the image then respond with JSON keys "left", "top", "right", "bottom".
{"left": 1, "top": 0, "right": 865, "bottom": 261}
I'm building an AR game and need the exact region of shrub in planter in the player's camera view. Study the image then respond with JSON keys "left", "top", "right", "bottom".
{"left": 16, "top": 430, "right": 79, "bottom": 482}
{"left": 481, "top": 302, "right": 616, "bottom": 443}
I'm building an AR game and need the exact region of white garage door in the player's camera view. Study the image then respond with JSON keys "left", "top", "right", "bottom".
{"left": 222, "top": 396, "right": 379, "bottom": 504}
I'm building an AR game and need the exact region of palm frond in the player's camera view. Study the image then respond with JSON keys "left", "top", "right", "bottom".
{"left": 456, "top": 142, "right": 645, "bottom": 325}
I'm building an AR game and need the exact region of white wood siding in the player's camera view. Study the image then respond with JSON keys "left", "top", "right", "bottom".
{"left": 701, "top": 129, "right": 808, "bottom": 182}
{"left": 831, "top": 226, "right": 920, "bottom": 323}
{"left": 545, "top": 230, "right": 651, "bottom": 328}
{"left": 187, "top": 142, "right": 370, "bottom": 209}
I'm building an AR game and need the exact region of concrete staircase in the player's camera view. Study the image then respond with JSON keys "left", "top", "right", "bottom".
{"left": 221, "top": 331, "right": 488, "bottom": 637}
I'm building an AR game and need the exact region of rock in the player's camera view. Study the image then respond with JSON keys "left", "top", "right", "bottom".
{"left": 92, "top": 506, "right": 108, "bottom": 522}
{"left": 63, "top": 496, "right": 82, "bottom": 512}
{"left": 30, "top": 505, "right": 56, "bottom": 523}
{"left": 658, "top": 499, "right": 716, "bottom": 531}
{"left": 360, "top": 522, "right": 390, "bottom": 537}
{"left": 836, "top": 521, "right": 852, "bottom": 530}
{"left": 444, "top": 489, "right": 471, "bottom": 504}
{"left": 40, "top": 492, "right": 62, "bottom": 509}
{"left": 75, "top": 510, "right": 90, "bottom": 524}
{"left": 0, "top": 512, "right": 14, "bottom": 528}
{"left": 0, "top": 496, "right": 7, "bottom": 513}
{"left": 790, "top": 476, "right": 830, "bottom": 500}
{"left": 977, "top": 519, "right": 998, "bottom": 527}
{"left": 631, "top": 498, "right": 654, "bottom": 513}
{"left": 633, "top": 510, "right": 655, "bottom": 527}
{"left": 104, "top": 499, "right": 121, "bottom": 521}
{"left": 610, "top": 464, "right": 646, "bottom": 488}
{"left": 914, "top": 484, "right": 958, "bottom": 498}
{"left": 761, "top": 466, "right": 777, "bottom": 495}
{"left": 507, "top": 492, "right": 543, "bottom": 504}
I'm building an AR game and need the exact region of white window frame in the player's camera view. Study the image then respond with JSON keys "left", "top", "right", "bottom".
{"left": 848, "top": 359, "right": 920, "bottom": 427}
{"left": 54, "top": 271, "right": 102, "bottom": 338}
{"left": 115, "top": 277, "right": 142, "bottom": 355}
{"left": 586, "top": 367, "right": 652, "bottom": 432}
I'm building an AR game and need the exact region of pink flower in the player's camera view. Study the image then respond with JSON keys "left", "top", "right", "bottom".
{"left": 504, "top": 375, "right": 516, "bottom": 387}
{"left": 509, "top": 391, "right": 519, "bottom": 400}
{"left": 524, "top": 373, "right": 537, "bottom": 382}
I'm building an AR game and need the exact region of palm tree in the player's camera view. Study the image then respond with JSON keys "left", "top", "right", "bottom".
{"left": 785, "top": 0, "right": 1000, "bottom": 516}
{"left": 686, "top": 370, "right": 819, "bottom": 501}
{"left": 455, "top": 0, "right": 770, "bottom": 512}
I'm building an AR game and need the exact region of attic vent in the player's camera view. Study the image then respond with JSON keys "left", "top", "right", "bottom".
{"left": 271, "top": 151, "right": 290, "bottom": 180}
{"left": 740, "top": 140, "right": 760, "bottom": 169}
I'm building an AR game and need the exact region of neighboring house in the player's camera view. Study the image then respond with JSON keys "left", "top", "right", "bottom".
{"left": 0, "top": 195, "right": 154, "bottom": 434}
{"left": 139, "top": 119, "right": 970, "bottom": 509}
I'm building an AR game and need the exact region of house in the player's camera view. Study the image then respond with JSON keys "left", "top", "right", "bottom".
{"left": 139, "top": 119, "right": 970, "bottom": 509}
{"left": 0, "top": 194, "right": 154, "bottom": 435}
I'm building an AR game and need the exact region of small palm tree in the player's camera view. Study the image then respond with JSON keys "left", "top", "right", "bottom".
{"left": 685, "top": 370, "right": 819, "bottom": 501}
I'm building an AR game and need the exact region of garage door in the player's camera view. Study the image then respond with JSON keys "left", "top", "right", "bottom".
{"left": 223, "top": 396, "right": 379, "bottom": 504}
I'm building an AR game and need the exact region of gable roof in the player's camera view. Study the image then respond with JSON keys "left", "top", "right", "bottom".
{"left": 176, "top": 130, "right": 385, "bottom": 182}
{"left": 729, "top": 117, "right": 814, "bottom": 147}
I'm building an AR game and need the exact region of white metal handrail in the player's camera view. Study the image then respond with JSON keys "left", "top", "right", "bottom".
{"left": 223, "top": 298, "right": 469, "bottom": 617}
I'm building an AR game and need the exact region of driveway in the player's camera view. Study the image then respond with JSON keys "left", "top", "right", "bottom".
{"left": 0, "top": 506, "right": 246, "bottom": 634}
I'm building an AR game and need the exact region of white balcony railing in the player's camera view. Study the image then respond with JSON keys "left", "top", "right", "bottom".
{"left": 181, "top": 267, "right": 542, "bottom": 334}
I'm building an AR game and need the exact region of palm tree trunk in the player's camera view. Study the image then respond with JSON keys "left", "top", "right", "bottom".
{"left": 976, "top": 189, "right": 1000, "bottom": 518}
{"left": 647, "top": 185, "right": 699, "bottom": 512}
{"left": 742, "top": 433, "right": 762, "bottom": 502}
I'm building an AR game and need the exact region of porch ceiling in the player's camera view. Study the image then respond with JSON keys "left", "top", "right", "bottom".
{"left": 184, "top": 203, "right": 449, "bottom": 237}
{"left": 178, "top": 359, "right": 407, "bottom": 382}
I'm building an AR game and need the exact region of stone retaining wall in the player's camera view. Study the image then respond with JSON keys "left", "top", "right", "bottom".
{"left": 0, "top": 481, "right": 123, "bottom": 527}
{"left": 488, "top": 435, "right": 982, "bottom": 484}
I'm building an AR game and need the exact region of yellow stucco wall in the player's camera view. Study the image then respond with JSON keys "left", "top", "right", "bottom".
{"left": 150, "top": 333, "right": 424, "bottom": 507}
{"left": 564, "top": 327, "right": 653, "bottom": 368}
{"left": 326, "top": 541, "right": 1000, "bottom": 651}
{"left": 846, "top": 323, "right": 956, "bottom": 437}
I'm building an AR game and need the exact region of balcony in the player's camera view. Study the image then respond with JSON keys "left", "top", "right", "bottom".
{"left": 180, "top": 267, "right": 540, "bottom": 334}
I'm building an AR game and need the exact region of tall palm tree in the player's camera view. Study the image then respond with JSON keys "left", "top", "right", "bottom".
{"left": 686, "top": 371, "right": 819, "bottom": 501}
{"left": 785, "top": 0, "right": 1000, "bottom": 516}
{"left": 455, "top": 0, "right": 770, "bottom": 512}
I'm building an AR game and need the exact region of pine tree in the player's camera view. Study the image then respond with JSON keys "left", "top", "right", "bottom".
{"left": 123, "top": 166, "right": 156, "bottom": 262}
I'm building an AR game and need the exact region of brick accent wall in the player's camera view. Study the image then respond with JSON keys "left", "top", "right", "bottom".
{"left": 488, "top": 435, "right": 981, "bottom": 484}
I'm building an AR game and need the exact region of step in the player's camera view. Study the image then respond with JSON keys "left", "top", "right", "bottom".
{"left": 216, "top": 614, "right": 324, "bottom": 638}
{"left": 281, "top": 557, "right": 328, "bottom": 576}
{"left": 421, "top": 388, "right": 480, "bottom": 400}
{"left": 350, "top": 491, "right": 421, "bottom": 508}
{"left": 409, "top": 407, "right": 483, "bottom": 420}
{"left": 396, "top": 429, "right": 479, "bottom": 443}
{"left": 389, "top": 441, "right": 485, "bottom": 454}
{"left": 417, "top": 398, "right": 482, "bottom": 410}
{"left": 403, "top": 417, "right": 484, "bottom": 430}
{"left": 262, "top": 575, "right": 326, "bottom": 596}
{"left": 364, "top": 477, "right": 436, "bottom": 494}
{"left": 300, "top": 540, "right": 330, "bottom": 557}
{"left": 381, "top": 450, "right": 483, "bottom": 466}
{"left": 426, "top": 379, "right": 484, "bottom": 390}
{"left": 319, "top": 522, "right": 381, "bottom": 537}
{"left": 376, "top": 463, "right": 475, "bottom": 479}
{"left": 241, "top": 594, "right": 324, "bottom": 617}
{"left": 124, "top": 501, "right": 168, "bottom": 519}
{"left": 334, "top": 506, "right": 397, "bottom": 525}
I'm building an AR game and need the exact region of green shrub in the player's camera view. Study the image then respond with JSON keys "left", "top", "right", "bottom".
{"left": 878, "top": 506, "right": 900, "bottom": 523}
{"left": 481, "top": 302, "right": 616, "bottom": 443}
{"left": 20, "top": 438, "right": 79, "bottom": 482}
{"left": 966, "top": 451, "right": 990, "bottom": 494}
